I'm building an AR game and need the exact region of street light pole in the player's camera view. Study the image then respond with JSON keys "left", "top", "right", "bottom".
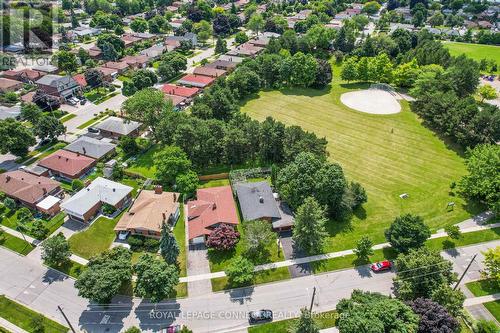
{"left": 454, "top": 254, "right": 477, "bottom": 291}
{"left": 57, "top": 305, "right": 77, "bottom": 333}
{"left": 309, "top": 286, "right": 316, "bottom": 312}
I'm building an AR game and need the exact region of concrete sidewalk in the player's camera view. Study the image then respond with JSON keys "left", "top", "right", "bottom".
{"left": 179, "top": 221, "right": 500, "bottom": 283}
{"left": 464, "top": 293, "right": 500, "bottom": 306}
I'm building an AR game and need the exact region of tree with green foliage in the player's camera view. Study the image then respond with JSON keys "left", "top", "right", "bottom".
{"left": 33, "top": 116, "right": 65, "bottom": 141}
{"left": 459, "top": 144, "right": 499, "bottom": 214}
{"left": 75, "top": 247, "right": 132, "bottom": 304}
{"left": 234, "top": 31, "right": 248, "bottom": 45}
{"left": 292, "top": 197, "right": 328, "bottom": 255}
{"left": 354, "top": 236, "right": 374, "bottom": 263}
{"left": 134, "top": 253, "right": 179, "bottom": 302}
{"left": 41, "top": 232, "right": 71, "bottom": 266}
{"left": 52, "top": 51, "right": 78, "bottom": 73}
{"left": 385, "top": 214, "right": 431, "bottom": 253}
{"left": 394, "top": 247, "right": 456, "bottom": 300}
{"left": 97, "top": 34, "right": 125, "bottom": 61}
{"left": 478, "top": 84, "right": 498, "bottom": 102}
{"left": 122, "top": 88, "right": 171, "bottom": 140}
{"left": 392, "top": 59, "right": 420, "bottom": 88}
{"left": 430, "top": 284, "right": 466, "bottom": 317}
{"left": 225, "top": 255, "right": 254, "bottom": 286}
{"left": 290, "top": 308, "right": 320, "bottom": 333}
{"left": 243, "top": 219, "right": 275, "bottom": 257}
{"left": 20, "top": 103, "right": 42, "bottom": 123}
{"left": 336, "top": 290, "right": 419, "bottom": 333}
{"left": 444, "top": 225, "right": 461, "bottom": 240}
{"left": 71, "top": 179, "right": 84, "bottom": 191}
{"left": 131, "top": 69, "right": 158, "bottom": 90}
{"left": 444, "top": 55, "right": 480, "bottom": 97}
{"left": 130, "top": 18, "right": 148, "bottom": 32}
{"left": 475, "top": 319, "right": 498, "bottom": 333}
{"left": 0, "top": 118, "right": 36, "bottom": 157}
{"left": 215, "top": 37, "right": 227, "bottom": 54}
{"left": 175, "top": 170, "right": 198, "bottom": 196}
{"left": 154, "top": 145, "right": 192, "bottom": 185}
{"left": 3, "top": 197, "right": 16, "bottom": 211}
{"left": 363, "top": 1, "right": 381, "bottom": 14}
{"left": 160, "top": 222, "right": 179, "bottom": 266}
{"left": 341, "top": 57, "right": 358, "bottom": 82}
{"left": 481, "top": 246, "right": 500, "bottom": 284}
{"left": 124, "top": 327, "right": 141, "bottom": 333}
{"left": 247, "top": 13, "right": 265, "bottom": 35}
{"left": 118, "top": 136, "right": 140, "bottom": 157}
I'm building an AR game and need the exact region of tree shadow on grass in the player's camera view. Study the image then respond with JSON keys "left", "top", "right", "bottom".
{"left": 353, "top": 206, "right": 367, "bottom": 220}
{"left": 339, "top": 82, "right": 371, "bottom": 90}
{"left": 442, "top": 240, "right": 460, "bottom": 258}
{"left": 324, "top": 216, "right": 354, "bottom": 238}
{"left": 279, "top": 85, "right": 332, "bottom": 97}
{"left": 207, "top": 248, "right": 237, "bottom": 268}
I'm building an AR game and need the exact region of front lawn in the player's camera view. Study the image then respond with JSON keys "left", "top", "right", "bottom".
{"left": 76, "top": 114, "right": 108, "bottom": 130}
{"left": 47, "top": 260, "right": 86, "bottom": 278}
{"left": 242, "top": 65, "right": 483, "bottom": 254}
{"left": 0, "top": 231, "right": 34, "bottom": 255}
{"left": 466, "top": 279, "right": 500, "bottom": 297}
{"left": 211, "top": 266, "right": 290, "bottom": 292}
{"left": 484, "top": 301, "right": 500, "bottom": 322}
{"left": 68, "top": 213, "right": 123, "bottom": 259}
{"left": 0, "top": 295, "right": 68, "bottom": 333}
{"left": 0, "top": 209, "right": 66, "bottom": 240}
{"left": 248, "top": 309, "right": 338, "bottom": 333}
{"left": 60, "top": 113, "right": 77, "bottom": 123}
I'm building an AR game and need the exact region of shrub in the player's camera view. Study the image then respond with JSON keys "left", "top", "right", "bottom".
{"left": 127, "top": 235, "right": 144, "bottom": 251}
{"left": 71, "top": 179, "right": 84, "bottom": 191}
{"left": 206, "top": 224, "right": 240, "bottom": 251}
{"left": 102, "top": 203, "right": 116, "bottom": 215}
{"left": 144, "top": 238, "right": 160, "bottom": 252}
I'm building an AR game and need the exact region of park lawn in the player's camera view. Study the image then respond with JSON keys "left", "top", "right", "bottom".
{"left": 0, "top": 232, "right": 34, "bottom": 255}
{"left": 68, "top": 213, "right": 124, "bottom": 259}
{"left": 241, "top": 67, "right": 483, "bottom": 254}
{"left": 174, "top": 203, "right": 187, "bottom": 277}
{"left": 125, "top": 144, "right": 162, "bottom": 179}
{"left": 483, "top": 301, "right": 500, "bottom": 322}
{"left": 311, "top": 227, "right": 500, "bottom": 274}
{"left": 247, "top": 309, "right": 338, "bottom": 333}
{"left": 211, "top": 266, "right": 290, "bottom": 292}
{"left": 47, "top": 260, "right": 86, "bottom": 278}
{"left": 466, "top": 279, "right": 500, "bottom": 297}
{"left": 443, "top": 41, "right": 500, "bottom": 72}
{"left": 0, "top": 295, "right": 68, "bottom": 333}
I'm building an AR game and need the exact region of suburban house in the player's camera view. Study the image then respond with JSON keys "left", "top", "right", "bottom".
{"left": 61, "top": 177, "right": 133, "bottom": 223}
{"left": 177, "top": 74, "right": 215, "bottom": 88}
{"left": 0, "top": 170, "right": 62, "bottom": 215}
{"left": 114, "top": 187, "right": 180, "bottom": 239}
{"left": 227, "top": 42, "right": 264, "bottom": 57}
{"left": 121, "top": 34, "right": 142, "bottom": 48}
{"left": 96, "top": 66, "right": 118, "bottom": 81}
{"left": 88, "top": 46, "right": 102, "bottom": 59}
{"left": 205, "top": 59, "right": 238, "bottom": 71}
{"left": 72, "top": 74, "right": 88, "bottom": 88}
{"left": 140, "top": 44, "right": 166, "bottom": 60}
{"left": 187, "top": 186, "right": 239, "bottom": 244}
{"left": 2, "top": 69, "right": 44, "bottom": 83}
{"left": 165, "top": 32, "right": 198, "bottom": 47}
{"left": 22, "top": 165, "right": 49, "bottom": 177}
{"left": 192, "top": 66, "right": 227, "bottom": 78}
{"left": 234, "top": 181, "right": 294, "bottom": 231}
{"left": 161, "top": 84, "right": 200, "bottom": 98}
{"left": 122, "top": 55, "right": 149, "bottom": 69}
{"left": 0, "top": 105, "right": 20, "bottom": 120}
{"left": 104, "top": 61, "right": 130, "bottom": 74}
{"left": 94, "top": 116, "right": 141, "bottom": 140}
{"left": 38, "top": 149, "right": 96, "bottom": 180}
{"left": 164, "top": 94, "right": 188, "bottom": 109}
{"left": 64, "top": 136, "right": 116, "bottom": 160}
{"left": 32, "top": 65, "right": 59, "bottom": 74}
{"left": 0, "top": 78, "right": 23, "bottom": 93}
{"left": 35, "top": 75, "right": 81, "bottom": 100}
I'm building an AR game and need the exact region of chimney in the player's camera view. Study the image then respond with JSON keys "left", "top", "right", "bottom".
{"left": 162, "top": 212, "right": 166, "bottom": 221}
{"left": 154, "top": 185, "right": 163, "bottom": 194}
{"left": 58, "top": 155, "right": 61, "bottom": 159}
{"left": 212, "top": 203, "right": 216, "bottom": 210}
{"left": 173, "top": 193, "right": 176, "bottom": 201}
{"left": 113, "top": 188, "right": 116, "bottom": 192}
{"left": 76, "top": 152, "right": 80, "bottom": 156}
{"left": 259, "top": 196, "right": 264, "bottom": 203}
{"left": 42, "top": 188, "right": 47, "bottom": 194}
{"left": 6, "top": 175, "right": 10, "bottom": 182}
{"left": 66, "top": 158, "right": 69, "bottom": 161}
{"left": 82, "top": 147, "right": 87, "bottom": 155}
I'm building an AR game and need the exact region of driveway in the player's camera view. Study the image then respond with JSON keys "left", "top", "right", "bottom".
{"left": 279, "top": 231, "right": 312, "bottom": 278}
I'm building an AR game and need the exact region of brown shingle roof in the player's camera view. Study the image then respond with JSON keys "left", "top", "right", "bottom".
{"left": 0, "top": 170, "right": 60, "bottom": 205}
{"left": 115, "top": 190, "right": 180, "bottom": 233}
{"left": 38, "top": 150, "right": 95, "bottom": 177}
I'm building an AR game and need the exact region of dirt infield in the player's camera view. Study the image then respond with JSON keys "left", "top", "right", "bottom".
{"left": 340, "top": 89, "right": 401, "bottom": 115}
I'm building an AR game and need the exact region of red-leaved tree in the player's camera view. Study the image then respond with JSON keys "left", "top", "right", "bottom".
{"left": 206, "top": 224, "right": 240, "bottom": 250}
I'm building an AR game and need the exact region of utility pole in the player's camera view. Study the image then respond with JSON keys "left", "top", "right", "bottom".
{"left": 309, "top": 286, "right": 316, "bottom": 312}
{"left": 57, "top": 305, "right": 77, "bottom": 333}
{"left": 454, "top": 254, "right": 477, "bottom": 291}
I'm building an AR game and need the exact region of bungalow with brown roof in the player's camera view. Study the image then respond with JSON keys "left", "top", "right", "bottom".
{"left": 95, "top": 66, "right": 117, "bottom": 81}
{"left": 193, "top": 66, "right": 227, "bottom": 78}
{"left": 164, "top": 94, "right": 188, "bottom": 109}
{"left": 177, "top": 74, "right": 215, "bottom": 88}
{"left": 121, "top": 34, "right": 142, "bottom": 48}
{"left": 187, "top": 186, "right": 239, "bottom": 244}
{"left": 2, "top": 69, "right": 44, "bottom": 83}
{"left": 227, "top": 42, "right": 264, "bottom": 57}
{"left": 88, "top": 46, "right": 102, "bottom": 59}
{"left": 122, "top": 55, "right": 149, "bottom": 69}
{"left": 114, "top": 187, "right": 180, "bottom": 239}
{"left": 104, "top": 61, "right": 130, "bottom": 74}
{"left": 38, "top": 149, "right": 96, "bottom": 180}
{"left": 0, "top": 78, "right": 23, "bottom": 93}
{"left": 0, "top": 170, "right": 62, "bottom": 215}
{"left": 205, "top": 60, "right": 238, "bottom": 71}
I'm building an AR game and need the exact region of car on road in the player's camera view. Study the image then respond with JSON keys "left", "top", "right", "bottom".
{"left": 371, "top": 260, "right": 392, "bottom": 272}
{"left": 248, "top": 310, "right": 273, "bottom": 324}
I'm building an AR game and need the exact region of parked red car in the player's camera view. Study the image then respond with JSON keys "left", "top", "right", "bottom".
{"left": 371, "top": 260, "right": 392, "bottom": 272}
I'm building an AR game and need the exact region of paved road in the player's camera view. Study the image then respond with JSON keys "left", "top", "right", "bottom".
{"left": 1, "top": 238, "right": 497, "bottom": 333}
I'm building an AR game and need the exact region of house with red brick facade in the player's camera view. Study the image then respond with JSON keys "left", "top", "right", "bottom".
{"left": 38, "top": 149, "right": 96, "bottom": 180}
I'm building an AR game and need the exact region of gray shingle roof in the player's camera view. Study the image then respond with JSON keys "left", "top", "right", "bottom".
{"left": 94, "top": 116, "right": 141, "bottom": 135}
{"left": 64, "top": 136, "right": 116, "bottom": 160}
{"left": 235, "top": 181, "right": 281, "bottom": 221}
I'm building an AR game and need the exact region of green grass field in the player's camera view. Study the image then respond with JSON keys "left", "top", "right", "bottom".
{"left": 0, "top": 231, "right": 34, "bottom": 255}
{"left": 174, "top": 203, "right": 187, "bottom": 277}
{"left": 443, "top": 41, "right": 499, "bottom": 72}
{"left": 466, "top": 279, "right": 500, "bottom": 297}
{"left": 0, "top": 295, "right": 68, "bottom": 333}
{"left": 242, "top": 68, "right": 483, "bottom": 253}
{"left": 125, "top": 144, "right": 162, "bottom": 179}
{"left": 248, "top": 310, "right": 337, "bottom": 333}
{"left": 484, "top": 301, "right": 500, "bottom": 322}
{"left": 68, "top": 214, "right": 123, "bottom": 259}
